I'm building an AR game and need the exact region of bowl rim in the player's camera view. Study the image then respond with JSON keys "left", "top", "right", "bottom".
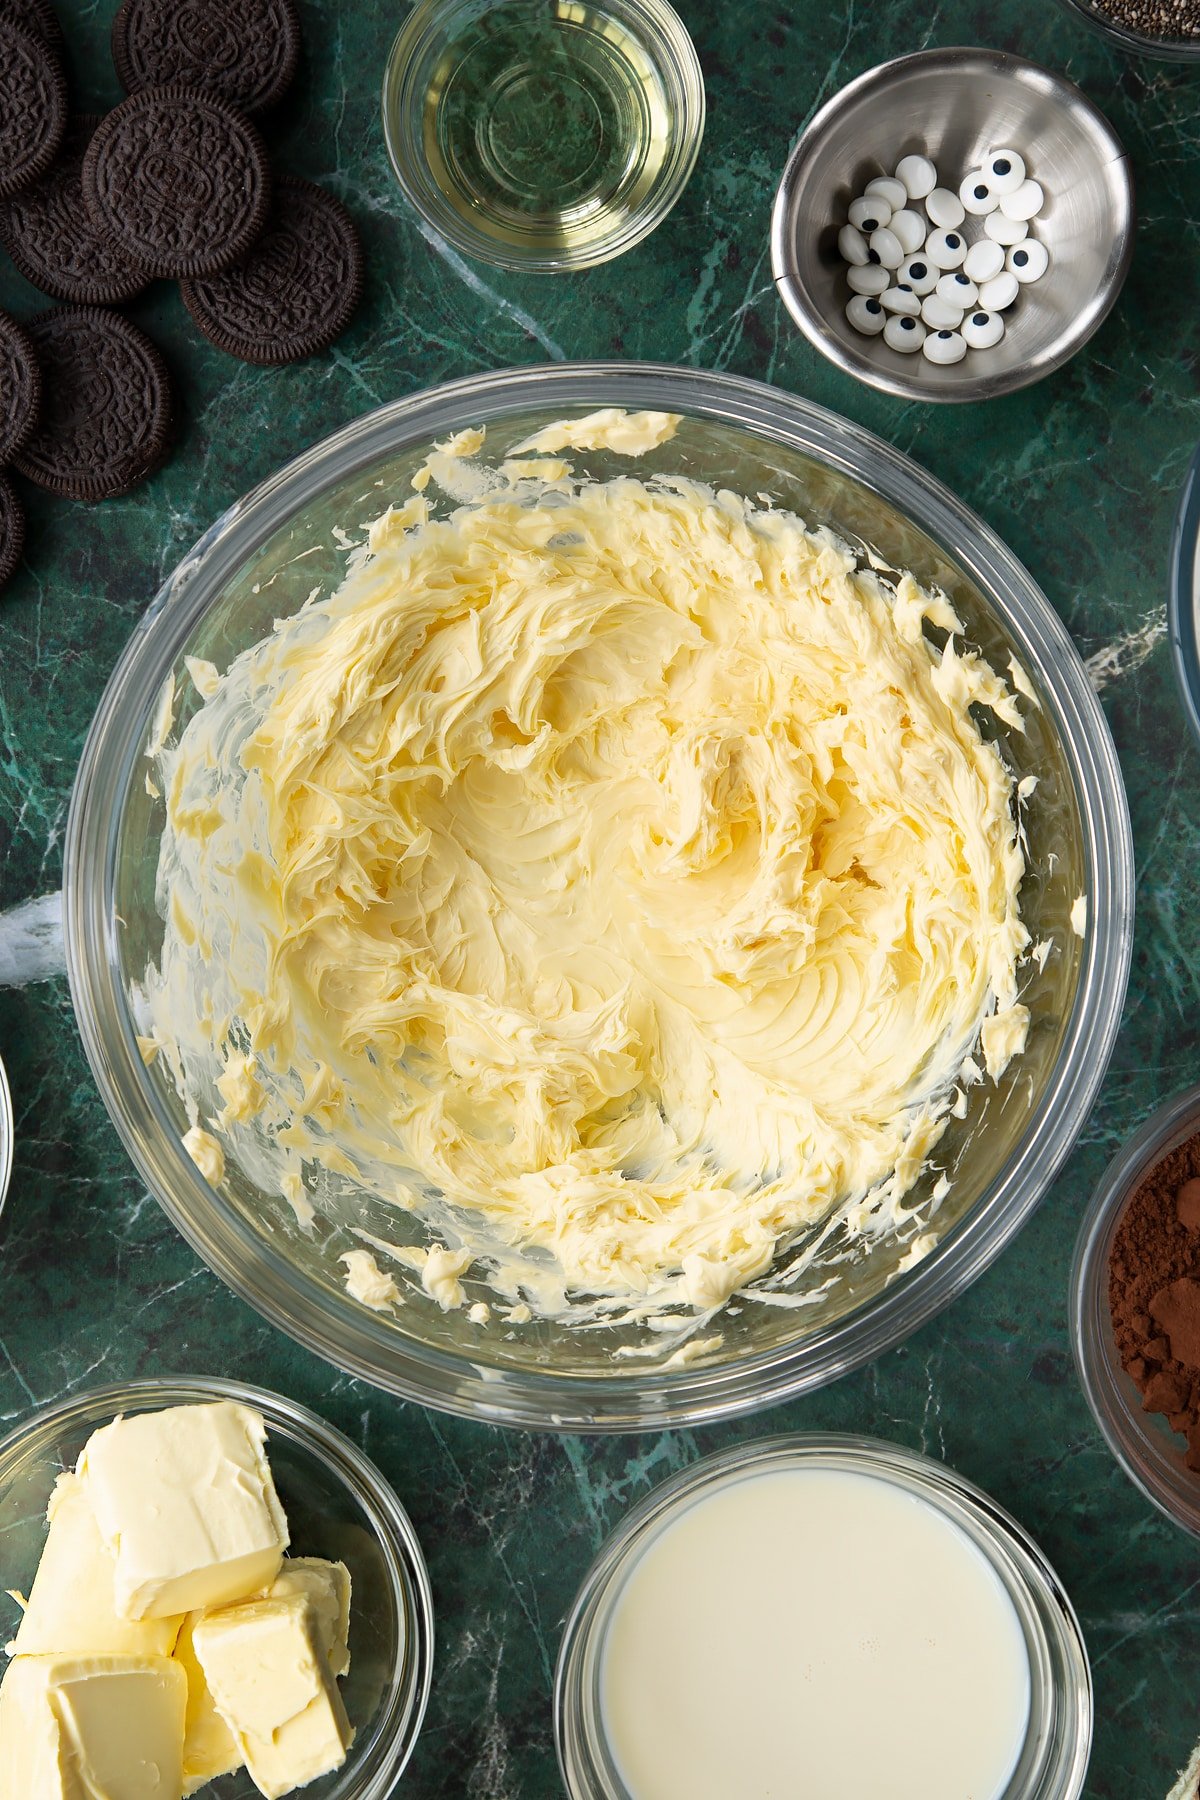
{"left": 553, "top": 1430, "right": 1093, "bottom": 1800}
{"left": 379, "top": 0, "right": 706, "bottom": 273}
{"left": 1070, "top": 1080, "right": 1200, "bottom": 1539}
{"left": 770, "top": 45, "right": 1136, "bottom": 404}
{"left": 0, "top": 1054, "right": 11, "bottom": 1221}
{"left": 63, "top": 361, "right": 1135, "bottom": 1432}
{"left": 0, "top": 1372, "right": 436, "bottom": 1799}
{"left": 1168, "top": 440, "right": 1200, "bottom": 755}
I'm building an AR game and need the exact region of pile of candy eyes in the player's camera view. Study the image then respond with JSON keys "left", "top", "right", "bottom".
{"left": 838, "top": 149, "right": 1050, "bottom": 366}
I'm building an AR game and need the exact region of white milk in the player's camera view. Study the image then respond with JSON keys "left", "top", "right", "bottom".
{"left": 600, "top": 1466, "right": 1031, "bottom": 1800}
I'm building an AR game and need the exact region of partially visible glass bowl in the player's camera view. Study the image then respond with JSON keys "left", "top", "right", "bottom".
{"left": 1056, "top": 0, "right": 1200, "bottom": 63}
{"left": 0, "top": 1376, "right": 434, "bottom": 1800}
{"left": 1071, "top": 1083, "right": 1200, "bottom": 1538}
{"left": 64, "top": 364, "right": 1134, "bottom": 1431}
{"left": 1169, "top": 440, "right": 1200, "bottom": 753}
{"left": 0, "top": 1055, "right": 11, "bottom": 1221}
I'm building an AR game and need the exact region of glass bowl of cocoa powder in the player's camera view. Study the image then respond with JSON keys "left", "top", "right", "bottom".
{"left": 1072, "top": 1081, "right": 1200, "bottom": 1536}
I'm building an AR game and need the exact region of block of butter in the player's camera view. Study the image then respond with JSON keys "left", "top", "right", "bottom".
{"left": 193, "top": 1591, "right": 354, "bottom": 1800}
{"left": 174, "top": 1611, "right": 244, "bottom": 1797}
{"left": 7, "top": 1472, "right": 183, "bottom": 1659}
{"left": 269, "top": 1557, "right": 352, "bottom": 1678}
{"left": 79, "top": 1401, "right": 289, "bottom": 1619}
{"left": 0, "top": 1651, "right": 186, "bottom": 1800}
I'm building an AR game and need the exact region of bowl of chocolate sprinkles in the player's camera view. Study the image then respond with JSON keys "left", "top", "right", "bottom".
{"left": 1057, "top": 0, "right": 1200, "bottom": 62}
{"left": 1072, "top": 1081, "right": 1200, "bottom": 1537}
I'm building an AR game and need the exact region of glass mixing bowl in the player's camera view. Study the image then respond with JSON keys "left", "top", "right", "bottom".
{"left": 64, "top": 364, "right": 1133, "bottom": 1431}
{"left": 0, "top": 1376, "right": 434, "bottom": 1800}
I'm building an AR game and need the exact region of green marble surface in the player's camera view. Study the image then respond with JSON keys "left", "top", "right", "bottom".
{"left": 1, "top": 0, "right": 1198, "bottom": 1794}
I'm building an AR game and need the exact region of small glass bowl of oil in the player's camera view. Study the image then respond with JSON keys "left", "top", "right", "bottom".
{"left": 382, "top": 0, "right": 705, "bottom": 272}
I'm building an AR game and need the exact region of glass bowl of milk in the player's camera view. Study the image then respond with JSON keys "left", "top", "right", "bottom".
{"left": 555, "top": 1433, "right": 1092, "bottom": 1800}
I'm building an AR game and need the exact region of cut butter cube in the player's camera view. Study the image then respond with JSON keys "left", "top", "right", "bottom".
{"left": 193, "top": 1591, "right": 354, "bottom": 1800}
{"left": 0, "top": 1651, "right": 186, "bottom": 1800}
{"left": 7, "top": 1472, "right": 183, "bottom": 1659}
{"left": 79, "top": 1401, "right": 289, "bottom": 1619}
{"left": 268, "top": 1557, "right": 352, "bottom": 1678}
{"left": 174, "top": 1612, "right": 244, "bottom": 1796}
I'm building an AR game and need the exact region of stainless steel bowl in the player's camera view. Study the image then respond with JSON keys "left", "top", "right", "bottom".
{"left": 772, "top": 48, "right": 1135, "bottom": 403}
{"left": 64, "top": 364, "right": 1133, "bottom": 1432}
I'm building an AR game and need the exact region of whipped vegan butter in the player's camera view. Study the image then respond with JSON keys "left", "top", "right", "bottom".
{"left": 140, "top": 411, "right": 1035, "bottom": 1325}
{"left": 0, "top": 1401, "right": 354, "bottom": 1800}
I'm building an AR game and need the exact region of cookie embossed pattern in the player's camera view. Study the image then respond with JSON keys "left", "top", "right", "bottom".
{"left": 111, "top": 0, "right": 303, "bottom": 112}
{"left": 81, "top": 86, "right": 274, "bottom": 279}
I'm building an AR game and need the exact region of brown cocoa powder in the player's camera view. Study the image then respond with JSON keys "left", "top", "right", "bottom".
{"left": 1109, "top": 1128, "right": 1200, "bottom": 1470}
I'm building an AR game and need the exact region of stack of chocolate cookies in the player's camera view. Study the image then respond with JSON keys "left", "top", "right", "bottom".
{"left": 0, "top": 0, "right": 365, "bottom": 590}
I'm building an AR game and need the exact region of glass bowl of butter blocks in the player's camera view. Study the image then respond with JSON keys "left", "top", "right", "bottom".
{"left": 0, "top": 1376, "right": 433, "bottom": 1800}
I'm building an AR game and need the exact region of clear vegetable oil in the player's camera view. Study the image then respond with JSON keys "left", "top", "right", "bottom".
{"left": 413, "top": 2, "right": 678, "bottom": 261}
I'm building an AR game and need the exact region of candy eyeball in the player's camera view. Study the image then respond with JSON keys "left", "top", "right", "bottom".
{"left": 838, "top": 224, "right": 870, "bottom": 266}
{"left": 847, "top": 262, "right": 891, "bottom": 294}
{"left": 883, "top": 313, "right": 927, "bottom": 352}
{"left": 926, "top": 187, "right": 966, "bottom": 229}
{"left": 983, "top": 148, "right": 1025, "bottom": 194}
{"left": 922, "top": 328, "right": 967, "bottom": 365}
{"left": 925, "top": 228, "right": 967, "bottom": 270}
{"left": 897, "top": 254, "right": 937, "bottom": 295}
{"left": 847, "top": 294, "right": 887, "bottom": 335}
{"left": 864, "top": 175, "right": 908, "bottom": 212}
{"left": 868, "top": 226, "right": 904, "bottom": 269}
{"left": 887, "top": 208, "right": 926, "bottom": 254}
{"left": 920, "top": 293, "right": 964, "bottom": 330}
{"left": 999, "top": 178, "right": 1044, "bottom": 223}
{"left": 880, "top": 285, "right": 921, "bottom": 315}
{"left": 849, "top": 195, "right": 891, "bottom": 232}
{"left": 962, "top": 309, "right": 1005, "bottom": 349}
{"left": 1007, "top": 238, "right": 1049, "bottom": 283}
{"left": 979, "top": 270, "right": 1020, "bottom": 311}
{"left": 963, "top": 238, "right": 1005, "bottom": 284}
{"left": 895, "top": 153, "right": 937, "bottom": 200}
{"left": 984, "top": 210, "right": 1029, "bottom": 246}
{"left": 959, "top": 172, "right": 998, "bottom": 216}
{"left": 935, "top": 271, "right": 978, "bottom": 307}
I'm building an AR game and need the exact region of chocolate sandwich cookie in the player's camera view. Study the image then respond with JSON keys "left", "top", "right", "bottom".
{"left": 0, "top": 475, "right": 26, "bottom": 596}
{"left": 1, "top": 0, "right": 64, "bottom": 49}
{"left": 0, "top": 311, "right": 42, "bottom": 462}
{"left": 181, "top": 177, "right": 364, "bottom": 366}
{"left": 0, "top": 116, "right": 151, "bottom": 305}
{"left": 12, "top": 307, "right": 174, "bottom": 501}
{"left": 0, "top": 14, "right": 67, "bottom": 199}
{"left": 81, "top": 85, "right": 272, "bottom": 280}
{"left": 112, "top": 0, "right": 302, "bottom": 115}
